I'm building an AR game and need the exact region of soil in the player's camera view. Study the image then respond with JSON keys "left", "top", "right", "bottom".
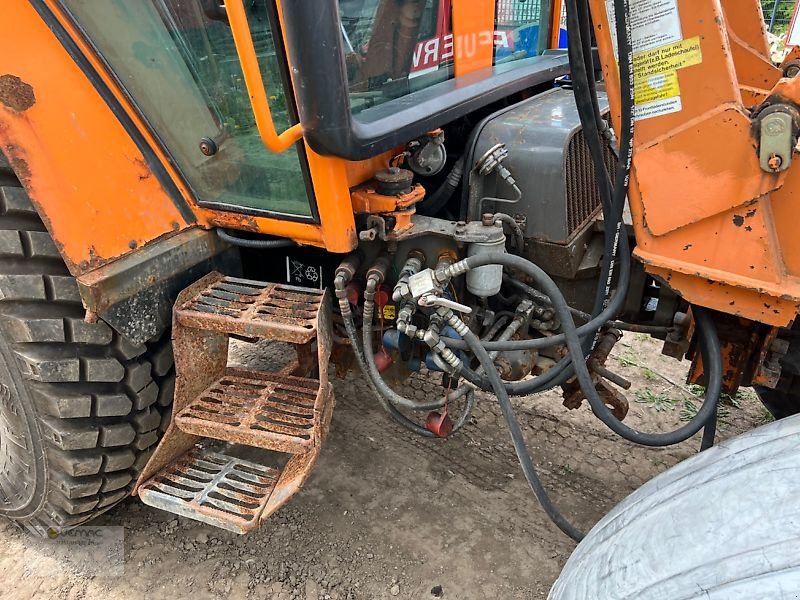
{"left": 0, "top": 334, "right": 770, "bottom": 599}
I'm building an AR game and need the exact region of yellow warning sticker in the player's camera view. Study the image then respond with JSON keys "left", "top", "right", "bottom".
{"left": 633, "top": 37, "right": 703, "bottom": 79}
{"left": 382, "top": 305, "right": 396, "bottom": 321}
{"left": 631, "top": 37, "right": 703, "bottom": 121}
{"left": 635, "top": 70, "right": 680, "bottom": 106}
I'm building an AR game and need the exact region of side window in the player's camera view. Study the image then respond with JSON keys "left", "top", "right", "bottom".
{"left": 62, "top": 0, "right": 314, "bottom": 218}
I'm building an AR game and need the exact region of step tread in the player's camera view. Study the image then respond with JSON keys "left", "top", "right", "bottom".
{"left": 175, "top": 367, "right": 328, "bottom": 453}
{"left": 138, "top": 446, "right": 280, "bottom": 534}
{"left": 175, "top": 274, "right": 326, "bottom": 343}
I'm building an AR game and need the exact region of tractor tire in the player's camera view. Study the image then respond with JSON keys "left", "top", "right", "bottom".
{"left": 549, "top": 414, "right": 800, "bottom": 599}
{"left": 756, "top": 324, "right": 800, "bottom": 420}
{"left": 0, "top": 162, "right": 174, "bottom": 531}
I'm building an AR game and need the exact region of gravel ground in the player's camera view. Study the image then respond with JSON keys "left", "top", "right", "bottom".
{"left": 0, "top": 334, "right": 770, "bottom": 599}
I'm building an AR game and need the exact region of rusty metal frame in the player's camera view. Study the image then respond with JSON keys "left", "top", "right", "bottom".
{"left": 135, "top": 272, "right": 334, "bottom": 532}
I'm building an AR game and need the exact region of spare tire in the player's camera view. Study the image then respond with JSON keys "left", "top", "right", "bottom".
{"left": 549, "top": 415, "right": 800, "bottom": 599}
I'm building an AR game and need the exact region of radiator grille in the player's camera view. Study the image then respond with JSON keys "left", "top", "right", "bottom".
{"left": 565, "top": 128, "right": 617, "bottom": 236}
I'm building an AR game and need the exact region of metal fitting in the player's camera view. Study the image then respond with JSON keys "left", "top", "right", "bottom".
{"left": 367, "top": 255, "right": 392, "bottom": 285}
{"left": 393, "top": 250, "right": 426, "bottom": 302}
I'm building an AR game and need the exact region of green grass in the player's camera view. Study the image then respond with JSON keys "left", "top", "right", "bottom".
{"left": 680, "top": 398, "right": 732, "bottom": 423}
{"left": 634, "top": 389, "right": 675, "bottom": 412}
{"left": 616, "top": 352, "right": 638, "bottom": 368}
{"left": 641, "top": 366, "right": 659, "bottom": 381}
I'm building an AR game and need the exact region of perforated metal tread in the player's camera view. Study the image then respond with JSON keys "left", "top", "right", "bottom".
{"left": 174, "top": 367, "right": 330, "bottom": 454}
{"left": 138, "top": 446, "right": 280, "bottom": 534}
{"left": 175, "top": 273, "right": 326, "bottom": 343}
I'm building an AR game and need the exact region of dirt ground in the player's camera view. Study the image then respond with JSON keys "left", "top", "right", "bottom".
{"left": 0, "top": 334, "right": 771, "bottom": 600}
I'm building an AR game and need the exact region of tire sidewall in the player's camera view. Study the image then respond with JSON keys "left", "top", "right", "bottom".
{"left": 0, "top": 327, "right": 46, "bottom": 521}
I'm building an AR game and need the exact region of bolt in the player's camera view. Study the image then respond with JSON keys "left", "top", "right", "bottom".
{"left": 768, "top": 153, "right": 783, "bottom": 171}
{"left": 482, "top": 213, "right": 494, "bottom": 226}
{"left": 199, "top": 137, "right": 218, "bottom": 156}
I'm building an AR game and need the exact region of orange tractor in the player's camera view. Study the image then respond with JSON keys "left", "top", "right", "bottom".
{"left": 2, "top": 0, "right": 800, "bottom": 595}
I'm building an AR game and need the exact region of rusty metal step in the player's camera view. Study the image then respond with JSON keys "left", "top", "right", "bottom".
{"left": 174, "top": 367, "right": 332, "bottom": 454}
{"left": 175, "top": 273, "right": 326, "bottom": 344}
{"left": 138, "top": 446, "right": 280, "bottom": 534}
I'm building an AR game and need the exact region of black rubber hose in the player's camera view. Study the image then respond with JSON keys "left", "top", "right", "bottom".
{"left": 417, "top": 157, "right": 465, "bottom": 217}
{"left": 459, "top": 253, "right": 723, "bottom": 447}
{"left": 453, "top": 314, "right": 585, "bottom": 541}
{"left": 337, "top": 295, "right": 437, "bottom": 438}
{"left": 700, "top": 404, "right": 718, "bottom": 451}
{"left": 441, "top": 240, "right": 631, "bottom": 353}
{"left": 565, "top": 0, "right": 617, "bottom": 326}
{"left": 362, "top": 279, "right": 447, "bottom": 412}
{"left": 216, "top": 228, "right": 295, "bottom": 248}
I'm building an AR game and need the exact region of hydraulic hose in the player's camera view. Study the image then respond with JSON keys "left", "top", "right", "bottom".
{"left": 417, "top": 157, "right": 465, "bottom": 217}
{"left": 442, "top": 239, "right": 631, "bottom": 353}
{"left": 216, "top": 228, "right": 295, "bottom": 248}
{"left": 450, "top": 253, "right": 723, "bottom": 448}
{"left": 334, "top": 268, "right": 437, "bottom": 438}
{"left": 445, "top": 310, "right": 585, "bottom": 541}
{"left": 493, "top": 213, "right": 525, "bottom": 256}
{"left": 362, "top": 274, "right": 478, "bottom": 435}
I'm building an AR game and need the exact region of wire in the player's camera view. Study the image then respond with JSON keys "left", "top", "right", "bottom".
{"left": 216, "top": 228, "right": 295, "bottom": 248}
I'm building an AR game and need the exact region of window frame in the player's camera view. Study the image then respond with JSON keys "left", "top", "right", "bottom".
{"left": 282, "top": 0, "right": 569, "bottom": 160}
{"left": 56, "top": 0, "right": 321, "bottom": 224}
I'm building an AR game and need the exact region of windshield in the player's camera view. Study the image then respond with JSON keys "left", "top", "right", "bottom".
{"left": 340, "top": 0, "right": 547, "bottom": 114}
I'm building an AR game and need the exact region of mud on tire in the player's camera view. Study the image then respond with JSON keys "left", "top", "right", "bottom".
{"left": 0, "top": 160, "right": 174, "bottom": 530}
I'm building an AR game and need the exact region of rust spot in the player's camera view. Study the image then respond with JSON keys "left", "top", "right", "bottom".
{"left": 0, "top": 75, "right": 35, "bottom": 112}
{"left": 733, "top": 215, "right": 745, "bottom": 227}
{"left": 3, "top": 145, "right": 31, "bottom": 182}
{"left": 745, "top": 226, "right": 753, "bottom": 232}
{"left": 746, "top": 208, "right": 757, "bottom": 218}
{"left": 683, "top": 244, "right": 693, "bottom": 251}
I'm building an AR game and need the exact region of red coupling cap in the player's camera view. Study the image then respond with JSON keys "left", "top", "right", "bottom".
{"left": 375, "top": 287, "right": 390, "bottom": 309}
{"left": 373, "top": 346, "right": 394, "bottom": 373}
{"left": 425, "top": 410, "right": 454, "bottom": 438}
{"left": 345, "top": 282, "right": 362, "bottom": 306}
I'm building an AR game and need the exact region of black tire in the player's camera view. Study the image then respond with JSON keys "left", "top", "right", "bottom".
{"left": 0, "top": 160, "right": 174, "bottom": 531}
{"left": 756, "top": 324, "right": 800, "bottom": 420}
{"left": 549, "top": 414, "right": 800, "bottom": 599}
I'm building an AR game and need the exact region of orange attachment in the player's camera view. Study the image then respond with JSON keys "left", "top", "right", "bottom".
{"left": 350, "top": 185, "right": 426, "bottom": 215}
{"left": 588, "top": 0, "right": 800, "bottom": 326}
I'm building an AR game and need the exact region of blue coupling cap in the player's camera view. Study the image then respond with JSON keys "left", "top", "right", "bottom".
{"left": 383, "top": 329, "right": 411, "bottom": 352}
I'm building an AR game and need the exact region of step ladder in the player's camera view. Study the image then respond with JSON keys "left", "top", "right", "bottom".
{"left": 134, "top": 273, "right": 333, "bottom": 534}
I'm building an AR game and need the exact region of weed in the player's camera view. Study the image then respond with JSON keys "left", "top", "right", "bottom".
{"left": 617, "top": 352, "right": 638, "bottom": 368}
{"left": 641, "top": 367, "right": 658, "bottom": 381}
{"left": 635, "top": 389, "right": 675, "bottom": 412}
{"left": 680, "top": 398, "right": 731, "bottom": 423}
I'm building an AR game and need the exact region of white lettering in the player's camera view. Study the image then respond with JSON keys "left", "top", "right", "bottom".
{"left": 423, "top": 38, "right": 440, "bottom": 65}
{"left": 442, "top": 33, "right": 454, "bottom": 60}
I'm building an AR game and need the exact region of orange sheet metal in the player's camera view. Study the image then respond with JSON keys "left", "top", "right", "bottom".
{"left": 720, "top": 0, "right": 781, "bottom": 103}
{"left": 588, "top": 0, "right": 800, "bottom": 326}
{"left": 550, "top": 0, "right": 564, "bottom": 49}
{"left": 0, "top": 2, "right": 193, "bottom": 275}
{"left": 36, "top": 0, "right": 361, "bottom": 254}
{"left": 451, "top": 1, "right": 496, "bottom": 77}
